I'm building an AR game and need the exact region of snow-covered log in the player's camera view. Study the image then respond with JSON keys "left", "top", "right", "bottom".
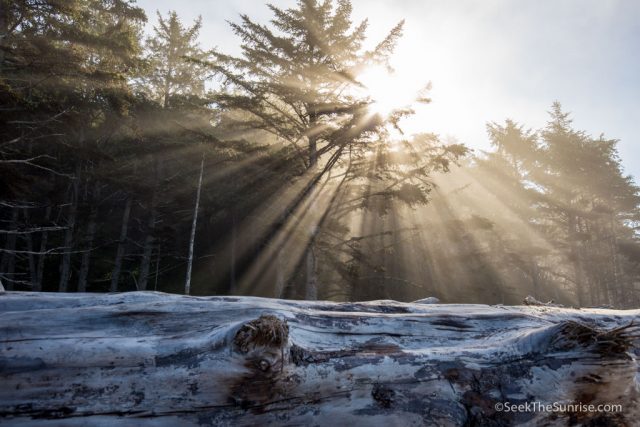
{"left": 0, "top": 292, "right": 638, "bottom": 426}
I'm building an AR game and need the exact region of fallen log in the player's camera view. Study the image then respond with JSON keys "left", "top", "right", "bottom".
{"left": 0, "top": 292, "right": 639, "bottom": 426}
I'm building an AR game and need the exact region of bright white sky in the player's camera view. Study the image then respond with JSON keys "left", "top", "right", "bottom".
{"left": 137, "top": 0, "right": 640, "bottom": 179}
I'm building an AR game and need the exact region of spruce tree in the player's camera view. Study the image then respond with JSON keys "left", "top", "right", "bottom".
{"left": 143, "top": 11, "right": 209, "bottom": 108}
{"left": 474, "top": 104, "right": 640, "bottom": 307}
{"left": 0, "top": 0, "right": 146, "bottom": 290}
{"left": 211, "top": 1, "right": 467, "bottom": 299}
{"left": 211, "top": 0, "right": 407, "bottom": 170}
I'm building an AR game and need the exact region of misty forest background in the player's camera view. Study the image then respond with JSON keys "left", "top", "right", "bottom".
{"left": 1, "top": 0, "right": 639, "bottom": 308}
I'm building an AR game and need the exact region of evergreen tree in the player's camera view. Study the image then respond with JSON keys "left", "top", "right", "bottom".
{"left": 211, "top": 0, "right": 466, "bottom": 299}
{"left": 142, "top": 11, "right": 209, "bottom": 108}
{"left": 534, "top": 103, "right": 640, "bottom": 306}
{"left": 0, "top": 0, "right": 146, "bottom": 290}
{"left": 468, "top": 104, "right": 640, "bottom": 307}
{"left": 211, "top": 0, "right": 412, "bottom": 170}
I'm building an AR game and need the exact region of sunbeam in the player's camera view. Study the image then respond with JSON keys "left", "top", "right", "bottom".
{"left": 355, "top": 65, "right": 428, "bottom": 119}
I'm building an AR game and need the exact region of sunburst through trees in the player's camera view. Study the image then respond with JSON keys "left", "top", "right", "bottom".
{"left": 0, "top": 0, "right": 639, "bottom": 307}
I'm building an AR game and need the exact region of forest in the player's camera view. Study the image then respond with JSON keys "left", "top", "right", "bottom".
{"left": 2, "top": 1, "right": 640, "bottom": 425}
{"left": 1, "top": 0, "right": 639, "bottom": 308}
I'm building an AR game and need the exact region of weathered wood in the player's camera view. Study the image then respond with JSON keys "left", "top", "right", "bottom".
{"left": 0, "top": 292, "right": 638, "bottom": 426}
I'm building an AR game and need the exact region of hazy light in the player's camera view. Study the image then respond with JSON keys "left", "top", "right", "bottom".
{"left": 357, "top": 66, "right": 422, "bottom": 117}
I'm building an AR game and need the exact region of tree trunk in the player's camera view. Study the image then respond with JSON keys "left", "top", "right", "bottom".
{"left": 77, "top": 184, "right": 100, "bottom": 292}
{"left": 273, "top": 209, "right": 288, "bottom": 299}
{"left": 185, "top": 154, "right": 204, "bottom": 295}
{"left": 568, "top": 214, "right": 585, "bottom": 307}
{"left": 304, "top": 195, "right": 319, "bottom": 300}
{"left": 609, "top": 212, "right": 624, "bottom": 306}
{"left": 308, "top": 134, "right": 318, "bottom": 167}
{"left": 23, "top": 225, "right": 38, "bottom": 288}
{"left": 139, "top": 155, "right": 164, "bottom": 292}
{"left": 275, "top": 247, "right": 286, "bottom": 298}
{"left": 22, "top": 209, "right": 38, "bottom": 288}
{"left": 59, "top": 179, "right": 79, "bottom": 292}
{"left": 530, "top": 259, "right": 540, "bottom": 300}
{"left": 110, "top": 197, "right": 131, "bottom": 292}
{"left": 229, "top": 213, "right": 237, "bottom": 294}
{"left": 34, "top": 206, "right": 51, "bottom": 292}
{"left": 305, "top": 243, "right": 317, "bottom": 300}
{"left": 0, "top": 0, "right": 8, "bottom": 73}
{"left": 154, "top": 243, "right": 161, "bottom": 291}
{"left": 0, "top": 208, "right": 19, "bottom": 290}
{"left": 0, "top": 292, "right": 638, "bottom": 426}
{"left": 138, "top": 194, "right": 158, "bottom": 292}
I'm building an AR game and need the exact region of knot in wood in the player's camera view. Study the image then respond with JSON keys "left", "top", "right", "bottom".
{"left": 234, "top": 314, "right": 289, "bottom": 354}
{"left": 258, "top": 359, "right": 270, "bottom": 372}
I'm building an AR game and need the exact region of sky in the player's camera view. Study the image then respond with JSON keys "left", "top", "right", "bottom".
{"left": 136, "top": 0, "right": 640, "bottom": 179}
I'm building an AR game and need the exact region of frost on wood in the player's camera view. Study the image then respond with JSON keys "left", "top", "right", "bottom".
{"left": 0, "top": 292, "right": 639, "bottom": 426}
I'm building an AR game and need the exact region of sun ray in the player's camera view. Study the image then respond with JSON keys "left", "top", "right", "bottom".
{"left": 356, "top": 65, "right": 425, "bottom": 118}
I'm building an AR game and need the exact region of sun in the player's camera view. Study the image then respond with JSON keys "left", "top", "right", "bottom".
{"left": 357, "top": 66, "right": 420, "bottom": 117}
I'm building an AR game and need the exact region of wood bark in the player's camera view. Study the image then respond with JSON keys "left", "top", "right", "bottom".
{"left": 0, "top": 292, "right": 638, "bottom": 426}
